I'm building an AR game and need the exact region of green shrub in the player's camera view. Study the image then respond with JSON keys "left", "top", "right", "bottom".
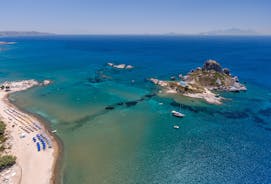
{"left": 0, "top": 145, "right": 4, "bottom": 152}
{"left": 0, "top": 155, "right": 16, "bottom": 170}
{"left": 0, "top": 121, "right": 6, "bottom": 143}
{"left": 0, "top": 121, "right": 5, "bottom": 135}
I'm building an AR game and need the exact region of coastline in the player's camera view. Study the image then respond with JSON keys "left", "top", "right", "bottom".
{"left": 10, "top": 99, "right": 64, "bottom": 184}
{"left": 0, "top": 80, "right": 60, "bottom": 184}
{"left": 9, "top": 96, "right": 64, "bottom": 184}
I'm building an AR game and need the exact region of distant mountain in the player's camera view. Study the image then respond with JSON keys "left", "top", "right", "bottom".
{"left": 200, "top": 28, "right": 258, "bottom": 36}
{"left": 0, "top": 31, "right": 55, "bottom": 37}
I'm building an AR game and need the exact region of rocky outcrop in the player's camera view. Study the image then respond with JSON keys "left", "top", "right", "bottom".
{"left": 223, "top": 68, "right": 230, "bottom": 75}
{"left": 202, "top": 59, "right": 223, "bottom": 73}
{"left": 149, "top": 59, "right": 247, "bottom": 104}
{"left": 107, "top": 62, "right": 134, "bottom": 69}
{"left": 42, "top": 80, "right": 51, "bottom": 86}
{"left": 187, "top": 59, "right": 246, "bottom": 92}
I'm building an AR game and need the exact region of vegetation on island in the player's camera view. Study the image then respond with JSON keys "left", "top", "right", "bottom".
{"left": 184, "top": 60, "right": 245, "bottom": 92}
{"left": 150, "top": 59, "right": 247, "bottom": 104}
{"left": 155, "top": 59, "right": 246, "bottom": 93}
{"left": 0, "top": 121, "right": 16, "bottom": 171}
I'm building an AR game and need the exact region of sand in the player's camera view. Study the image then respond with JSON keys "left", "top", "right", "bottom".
{"left": 0, "top": 80, "right": 58, "bottom": 184}
{"left": 184, "top": 88, "right": 222, "bottom": 105}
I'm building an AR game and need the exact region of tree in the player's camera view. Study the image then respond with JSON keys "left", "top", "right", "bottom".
{"left": 0, "top": 121, "right": 6, "bottom": 144}
{"left": 0, "top": 155, "right": 16, "bottom": 171}
{"left": 0, "top": 121, "right": 5, "bottom": 135}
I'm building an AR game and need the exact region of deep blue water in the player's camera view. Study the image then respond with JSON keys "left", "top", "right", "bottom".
{"left": 0, "top": 36, "right": 271, "bottom": 184}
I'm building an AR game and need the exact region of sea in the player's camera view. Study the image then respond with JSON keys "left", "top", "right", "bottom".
{"left": 0, "top": 35, "right": 271, "bottom": 184}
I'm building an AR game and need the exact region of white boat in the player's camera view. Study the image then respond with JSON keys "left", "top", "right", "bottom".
{"left": 171, "top": 110, "right": 185, "bottom": 118}
{"left": 173, "top": 125, "right": 179, "bottom": 129}
{"left": 52, "top": 130, "right": 57, "bottom": 133}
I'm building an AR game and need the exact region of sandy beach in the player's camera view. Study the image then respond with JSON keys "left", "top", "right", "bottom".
{"left": 0, "top": 80, "right": 59, "bottom": 184}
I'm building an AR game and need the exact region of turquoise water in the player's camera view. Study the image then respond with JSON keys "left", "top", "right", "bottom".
{"left": 1, "top": 36, "right": 271, "bottom": 183}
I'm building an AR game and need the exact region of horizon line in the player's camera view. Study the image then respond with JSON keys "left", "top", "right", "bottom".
{"left": 1, "top": 33, "right": 271, "bottom": 37}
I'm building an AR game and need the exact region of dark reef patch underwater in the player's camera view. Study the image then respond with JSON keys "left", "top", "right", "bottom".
{"left": 259, "top": 107, "right": 271, "bottom": 117}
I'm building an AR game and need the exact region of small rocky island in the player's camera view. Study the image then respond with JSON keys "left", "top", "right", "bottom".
{"left": 150, "top": 59, "right": 247, "bottom": 104}
{"left": 107, "top": 62, "right": 134, "bottom": 69}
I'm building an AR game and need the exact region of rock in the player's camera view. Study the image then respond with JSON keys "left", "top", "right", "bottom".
{"left": 223, "top": 68, "right": 230, "bottom": 75}
{"left": 170, "top": 76, "right": 176, "bottom": 81}
{"left": 114, "top": 64, "right": 126, "bottom": 69}
{"left": 216, "top": 78, "right": 222, "bottom": 85}
{"left": 43, "top": 80, "right": 51, "bottom": 85}
{"left": 183, "top": 75, "right": 188, "bottom": 80}
{"left": 149, "top": 78, "right": 168, "bottom": 87}
{"left": 107, "top": 62, "right": 114, "bottom": 67}
{"left": 202, "top": 59, "right": 223, "bottom": 73}
{"left": 105, "top": 106, "right": 115, "bottom": 110}
{"left": 233, "top": 76, "right": 239, "bottom": 82}
{"left": 117, "top": 102, "right": 124, "bottom": 106}
{"left": 108, "top": 62, "right": 134, "bottom": 69}
{"left": 158, "top": 81, "right": 168, "bottom": 87}
{"left": 228, "top": 84, "right": 247, "bottom": 92}
{"left": 125, "top": 65, "right": 134, "bottom": 69}
{"left": 144, "top": 93, "right": 156, "bottom": 98}
{"left": 149, "top": 78, "right": 159, "bottom": 84}
{"left": 125, "top": 101, "right": 138, "bottom": 107}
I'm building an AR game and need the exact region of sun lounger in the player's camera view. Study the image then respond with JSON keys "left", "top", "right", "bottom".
{"left": 42, "top": 141, "right": 46, "bottom": 150}
{"left": 5, "top": 109, "right": 39, "bottom": 132}
{"left": 33, "top": 123, "right": 42, "bottom": 130}
{"left": 37, "top": 142, "right": 41, "bottom": 152}
{"left": 40, "top": 134, "right": 52, "bottom": 148}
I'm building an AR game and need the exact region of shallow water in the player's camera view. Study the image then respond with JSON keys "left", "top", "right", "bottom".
{"left": 1, "top": 35, "right": 271, "bottom": 183}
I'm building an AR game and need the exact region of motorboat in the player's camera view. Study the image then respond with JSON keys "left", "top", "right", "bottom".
{"left": 171, "top": 110, "right": 185, "bottom": 118}
{"left": 173, "top": 125, "right": 179, "bottom": 129}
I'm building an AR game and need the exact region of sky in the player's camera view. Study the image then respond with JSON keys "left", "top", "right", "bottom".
{"left": 0, "top": 0, "right": 270, "bottom": 35}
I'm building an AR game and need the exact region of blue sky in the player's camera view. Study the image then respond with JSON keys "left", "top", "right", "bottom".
{"left": 1, "top": 0, "right": 270, "bottom": 34}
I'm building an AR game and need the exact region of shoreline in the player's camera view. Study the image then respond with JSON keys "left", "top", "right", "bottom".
{"left": 8, "top": 95, "right": 64, "bottom": 184}
{"left": 0, "top": 80, "right": 60, "bottom": 184}
{"left": 10, "top": 98, "right": 64, "bottom": 184}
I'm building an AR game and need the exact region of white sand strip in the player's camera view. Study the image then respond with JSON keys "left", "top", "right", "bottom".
{"left": 0, "top": 80, "right": 59, "bottom": 184}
